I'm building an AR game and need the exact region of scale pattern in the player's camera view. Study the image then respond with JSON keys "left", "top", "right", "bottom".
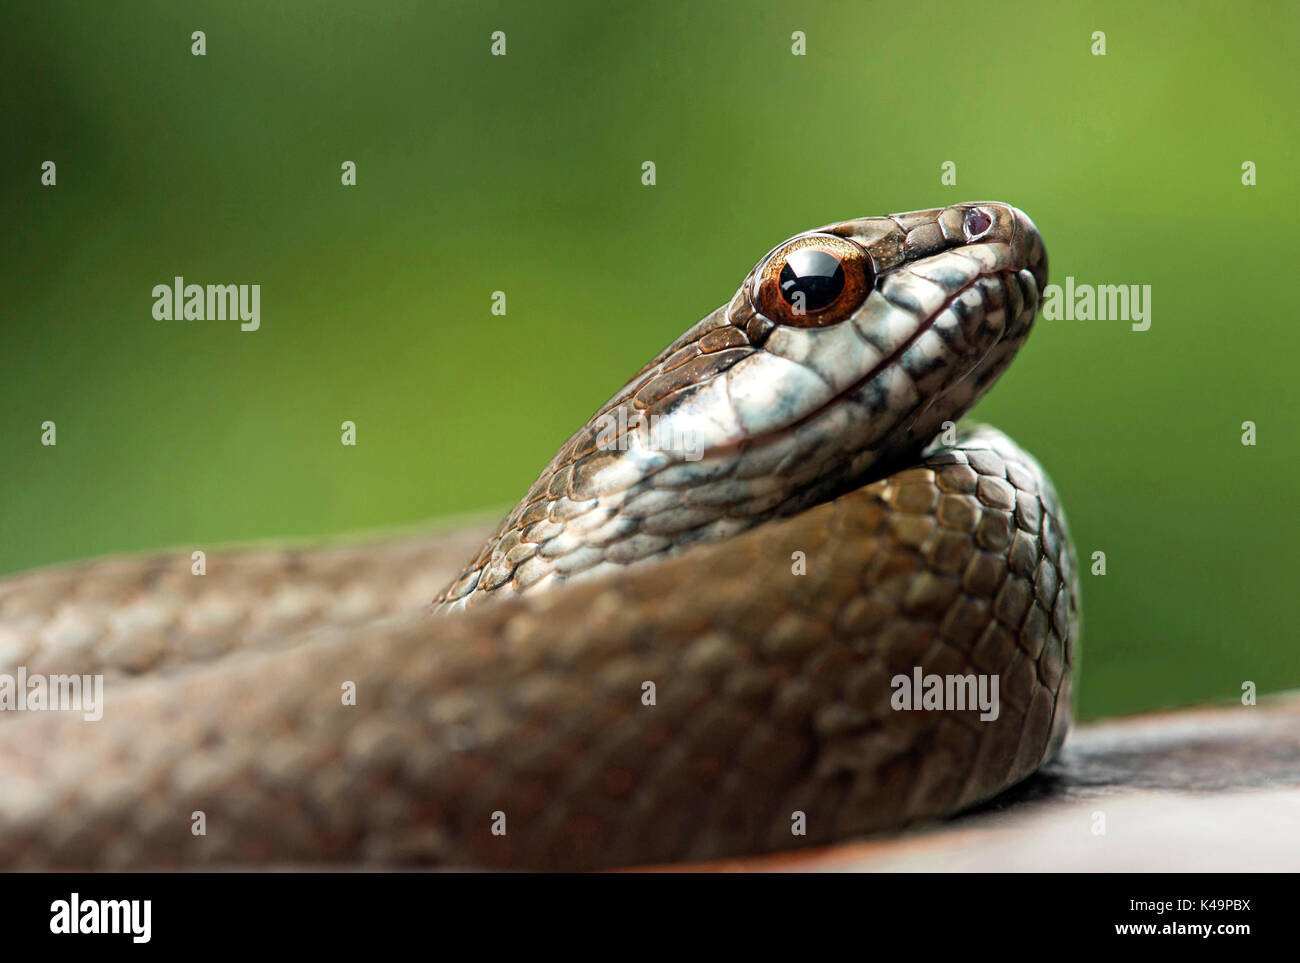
{"left": 0, "top": 427, "right": 1077, "bottom": 870}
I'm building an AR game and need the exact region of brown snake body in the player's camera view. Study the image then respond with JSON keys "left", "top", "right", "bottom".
{"left": 0, "top": 203, "right": 1078, "bottom": 869}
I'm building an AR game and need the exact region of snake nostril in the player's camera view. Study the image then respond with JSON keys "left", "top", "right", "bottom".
{"left": 964, "top": 207, "right": 992, "bottom": 241}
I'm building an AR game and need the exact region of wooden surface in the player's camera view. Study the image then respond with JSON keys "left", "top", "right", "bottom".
{"left": 665, "top": 693, "right": 1300, "bottom": 871}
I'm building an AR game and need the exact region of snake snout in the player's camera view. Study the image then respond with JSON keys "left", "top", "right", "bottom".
{"left": 945, "top": 201, "right": 1048, "bottom": 291}
{"left": 1007, "top": 204, "right": 1049, "bottom": 296}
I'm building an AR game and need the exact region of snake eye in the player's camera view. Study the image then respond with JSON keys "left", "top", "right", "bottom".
{"left": 752, "top": 234, "right": 873, "bottom": 328}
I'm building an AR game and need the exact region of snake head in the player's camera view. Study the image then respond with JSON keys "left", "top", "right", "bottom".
{"left": 438, "top": 203, "right": 1047, "bottom": 606}
{"left": 575, "top": 202, "right": 1047, "bottom": 492}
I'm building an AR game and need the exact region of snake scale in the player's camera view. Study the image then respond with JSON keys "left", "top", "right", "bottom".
{"left": 0, "top": 202, "right": 1078, "bottom": 870}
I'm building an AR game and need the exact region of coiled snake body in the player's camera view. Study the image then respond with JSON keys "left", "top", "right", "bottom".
{"left": 0, "top": 203, "right": 1078, "bottom": 869}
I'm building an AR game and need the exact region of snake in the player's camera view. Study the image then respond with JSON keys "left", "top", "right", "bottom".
{"left": 0, "top": 202, "right": 1078, "bottom": 870}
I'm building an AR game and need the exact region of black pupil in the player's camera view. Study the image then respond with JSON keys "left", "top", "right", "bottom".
{"left": 779, "top": 249, "right": 845, "bottom": 311}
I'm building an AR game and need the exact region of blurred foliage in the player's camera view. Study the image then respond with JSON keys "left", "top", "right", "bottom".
{"left": 3, "top": 1, "right": 1297, "bottom": 718}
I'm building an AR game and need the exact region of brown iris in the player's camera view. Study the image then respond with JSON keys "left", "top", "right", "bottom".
{"left": 752, "top": 234, "right": 873, "bottom": 328}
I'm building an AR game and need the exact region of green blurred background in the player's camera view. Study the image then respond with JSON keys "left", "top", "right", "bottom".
{"left": 2, "top": 1, "right": 1296, "bottom": 719}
